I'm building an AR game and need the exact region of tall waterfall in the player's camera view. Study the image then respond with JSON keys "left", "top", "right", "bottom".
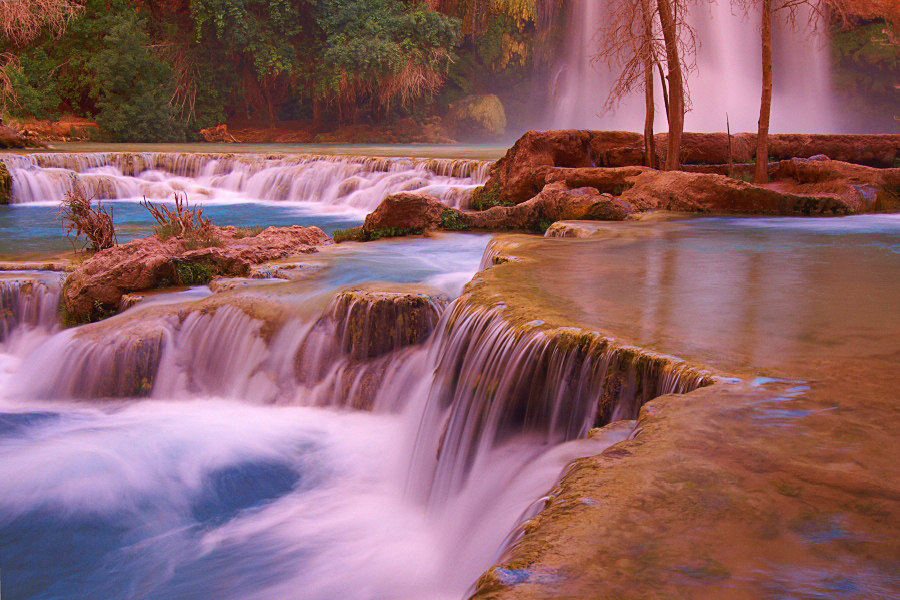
{"left": 548, "top": 0, "right": 838, "bottom": 134}
{"left": 0, "top": 153, "right": 493, "bottom": 209}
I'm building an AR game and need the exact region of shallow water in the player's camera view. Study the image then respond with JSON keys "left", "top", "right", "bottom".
{"left": 0, "top": 202, "right": 364, "bottom": 256}
{"left": 11, "top": 142, "right": 508, "bottom": 160}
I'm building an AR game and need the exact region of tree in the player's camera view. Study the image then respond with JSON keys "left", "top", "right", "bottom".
{"left": 594, "top": 0, "right": 696, "bottom": 170}
{"left": 736, "top": 0, "right": 830, "bottom": 183}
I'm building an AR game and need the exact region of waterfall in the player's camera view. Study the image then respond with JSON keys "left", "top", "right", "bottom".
{"left": 0, "top": 153, "right": 493, "bottom": 208}
{"left": 548, "top": 0, "right": 838, "bottom": 134}
{"left": 0, "top": 273, "right": 64, "bottom": 352}
{"left": 0, "top": 259, "right": 710, "bottom": 597}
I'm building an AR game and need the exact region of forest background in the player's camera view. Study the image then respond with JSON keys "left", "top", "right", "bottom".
{"left": 0, "top": 0, "right": 897, "bottom": 143}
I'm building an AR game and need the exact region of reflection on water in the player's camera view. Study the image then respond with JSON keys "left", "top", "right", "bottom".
{"left": 544, "top": 215, "right": 900, "bottom": 378}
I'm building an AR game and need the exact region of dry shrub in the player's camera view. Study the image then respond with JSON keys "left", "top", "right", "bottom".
{"left": 0, "top": 0, "right": 82, "bottom": 45}
{"left": 141, "top": 192, "right": 221, "bottom": 248}
{"left": 59, "top": 188, "right": 117, "bottom": 252}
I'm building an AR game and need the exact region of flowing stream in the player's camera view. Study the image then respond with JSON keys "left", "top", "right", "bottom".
{"left": 0, "top": 229, "right": 702, "bottom": 599}
{"left": 0, "top": 150, "right": 709, "bottom": 599}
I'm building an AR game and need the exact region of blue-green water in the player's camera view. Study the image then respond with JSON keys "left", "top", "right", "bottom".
{"left": 0, "top": 203, "right": 364, "bottom": 257}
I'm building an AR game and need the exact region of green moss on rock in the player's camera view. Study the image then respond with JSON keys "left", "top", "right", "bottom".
{"left": 0, "top": 162, "right": 11, "bottom": 205}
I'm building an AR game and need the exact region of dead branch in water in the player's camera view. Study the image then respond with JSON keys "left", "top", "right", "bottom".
{"left": 59, "top": 187, "right": 117, "bottom": 252}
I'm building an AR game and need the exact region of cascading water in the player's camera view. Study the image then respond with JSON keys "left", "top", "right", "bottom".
{"left": 0, "top": 234, "right": 710, "bottom": 599}
{"left": 548, "top": 0, "right": 838, "bottom": 133}
{"left": 0, "top": 152, "right": 492, "bottom": 209}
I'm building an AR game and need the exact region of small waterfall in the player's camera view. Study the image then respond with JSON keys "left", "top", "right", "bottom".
{"left": 548, "top": 0, "right": 838, "bottom": 133}
{"left": 0, "top": 273, "right": 64, "bottom": 346}
{"left": 1, "top": 263, "right": 712, "bottom": 596}
{"left": 0, "top": 153, "right": 493, "bottom": 209}
{"left": 403, "top": 299, "right": 710, "bottom": 511}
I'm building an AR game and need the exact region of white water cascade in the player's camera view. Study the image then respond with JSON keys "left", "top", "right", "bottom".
{"left": 0, "top": 241, "right": 708, "bottom": 599}
{"left": 548, "top": 0, "right": 838, "bottom": 134}
{"left": 0, "top": 153, "right": 492, "bottom": 209}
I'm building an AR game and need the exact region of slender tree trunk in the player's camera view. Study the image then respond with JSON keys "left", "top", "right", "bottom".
{"left": 755, "top": 0, "right": 773, "bottom": 184}
{"left": 657, "top": 0, "right": 684, "bottom": 171}
{"left": 656, "top": 60, "right": 670, "bottom": 126}
{"left": 641, "top": 0, "right": 657, "bottom": 168}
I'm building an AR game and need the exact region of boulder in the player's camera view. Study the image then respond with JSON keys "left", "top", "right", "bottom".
{"left": 363, "top": 192, "right": 446, "bottom": 233}
{"left": 476, "top": 130, "right": 647, "bottom": 207}
{"left": 620, "top": 170, "right": 873, "bottom": 215}
{"left": 328, "top": 285, "right": 449, "bottom": 360}
{"left": 0, "top": 125, "right": 33, "bottom": 149}
{"left": 447, "top": 94, "right": 507, "bottom": 142}
{"left": 466, "top": 183, "right": 634, "bottom": 231}
{"left": 63, "top": 225, "right": 330, "bottom": 323}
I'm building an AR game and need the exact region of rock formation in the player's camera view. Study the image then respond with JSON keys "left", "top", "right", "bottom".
{"left": 62, "top": 225, "right": 331, "bottom": 323}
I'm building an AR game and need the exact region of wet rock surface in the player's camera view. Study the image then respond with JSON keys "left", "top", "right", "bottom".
{"left": 466, "top": 230, "right": 900, "bottom": 599}
{"left": 363, "top": 192, "right": 447, "bottom": 233}
{"left": 62, "top": 225, "right": 331, "bottom": 323}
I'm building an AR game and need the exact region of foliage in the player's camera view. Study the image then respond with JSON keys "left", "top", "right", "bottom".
{"left": 470, "top": 182, "right": 507, "bottom": 210}
{"left": 175, "top": 260, "right": 218, "bottom": 285}
{"left": 233, "top": 226, "right": 266, "bottom": 238}
{"left": 0, "top": 50, "right": 61, "bottom": 119}
{"left": 831, "top": 21, "right": 900, "bottom": 127}
{"left": 58, "top": 188, "right": 117, "bottom": 252}
{"left": 332, "top": 225, "right": 416, "bottom": 242}
{"left": 333, "top": 226, "right": 364, "bottom": 243}
{"left": 91, "top": 15, "right": 186, "bottom": 142}
{"left": 441, "top": 208, "right": 469, "bottom": 230}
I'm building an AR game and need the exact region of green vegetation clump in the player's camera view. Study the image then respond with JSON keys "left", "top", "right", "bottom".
{"left": 332, "top": 226, "right": 417, "bottom": 243}
{"left": 471, "top": 182, "right": 504, "bottom": 211}
{"left": 0, "top": 162, "right": 11, "bottom": 205}
{"left": 175, "top": 260, "right": 218, "bottom": 286}
{"left": 441, "top": 208, "right": 468, "bottom": 230}
{"left": 333, "top": 227, "right": 365, "bottom": 243}
{"left": 831, "top": 22, "right": 900, "bottom": 129}
{"left": 0, "top": 0, "right": 565, "bottom": 141}
{"left": 233, "top": 226, "right": 266, "bottom": 239}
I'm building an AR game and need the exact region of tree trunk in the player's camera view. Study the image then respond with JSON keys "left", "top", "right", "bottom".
{"left": 657, "top": 60, "right": 670, "bottom": 127}
{"left": 656, "top": 0, "right": 684, "bottom": 171}
{"left": 641, "top": 0, "right": 657, "bottom": 168}
{"left": 755, "top": 0, "right": 773, "bottom": 184}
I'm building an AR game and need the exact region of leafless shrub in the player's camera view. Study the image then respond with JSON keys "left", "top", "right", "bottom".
{"left": 141, "top": 192, "right": 221, "bottom": 248}
{"left": 0, "top": 0, "right": 83, "bottom": 46}
{"left": 59, "top": 188, "right": 117, "bottom": 252}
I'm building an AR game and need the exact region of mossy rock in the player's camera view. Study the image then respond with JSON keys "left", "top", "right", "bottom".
{"left": 0, "top": 162, "right": 11, "bottom": 205}
{"left": 447, "top": 94, "right": 507, "bottom": 142}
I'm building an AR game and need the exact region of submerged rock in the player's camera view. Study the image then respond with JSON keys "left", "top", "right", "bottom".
{"left": 62, "top": 225, "right": 331, "bottom": 323}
